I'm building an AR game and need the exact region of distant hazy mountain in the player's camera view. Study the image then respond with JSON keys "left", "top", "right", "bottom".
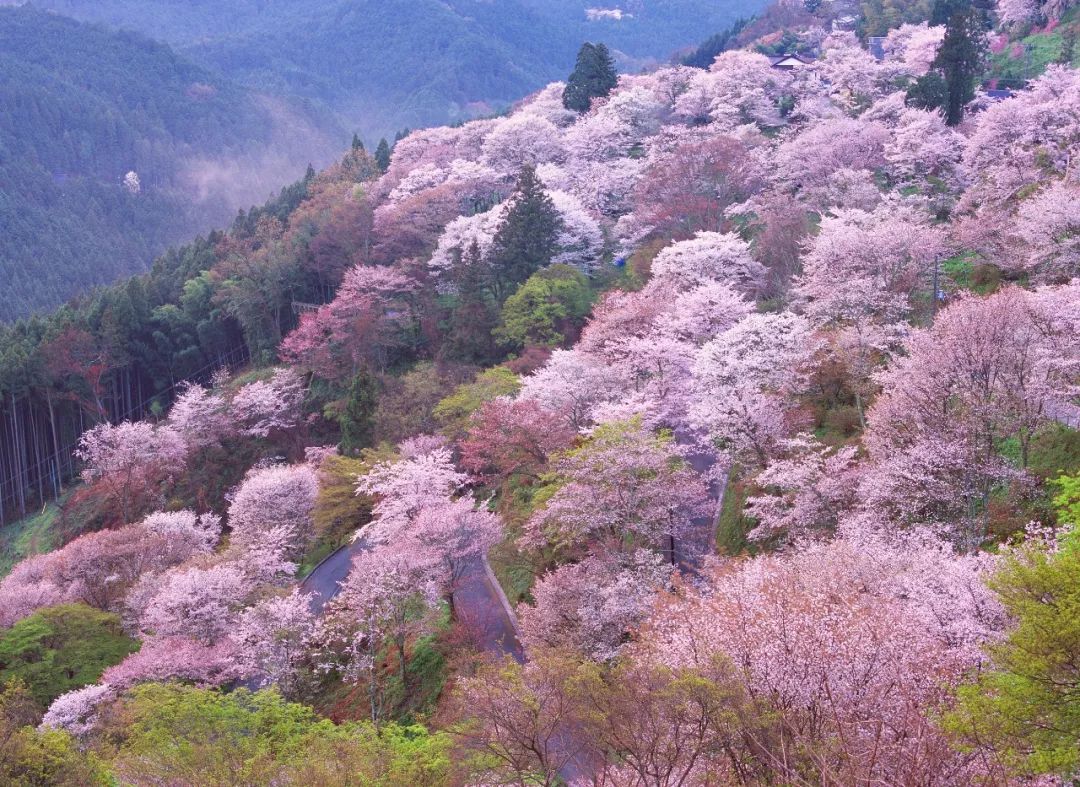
{"left": 14, "top": 0, "right": 767, "bottom": 137}
{"left": 0, "top": 6, "right": 344, "bottom": 320}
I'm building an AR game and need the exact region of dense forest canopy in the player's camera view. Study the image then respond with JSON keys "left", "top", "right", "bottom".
{"left": 10, "top": 0, "right": 771, "bottom": 137}
{"left": 0, "top": 5, "right": 344, "bottom": 320}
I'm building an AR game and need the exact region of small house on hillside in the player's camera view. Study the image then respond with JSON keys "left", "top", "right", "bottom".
{"left": 770, "top": 53, "right": 815, "bottom": 69}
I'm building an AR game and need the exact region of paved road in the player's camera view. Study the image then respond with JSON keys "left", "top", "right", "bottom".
{"left": 299, "top": 534, "right": 524, "bottom": 661}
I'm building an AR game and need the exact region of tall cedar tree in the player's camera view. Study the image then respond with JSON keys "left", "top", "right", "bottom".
{"left": 487, "top": 166, "right": 563, "bottom": 302}
{"left": 445, "top": 241, "right": 502, "bottom": 364}
{"left": 932, "top": 0, "right": 988, "bottom": 125}
{"left": 339, "top": 369, "right": 379, "bottom": 454}
{"left": 562, "top": 42, "right": 619, "bottom": 112}
{"left": 374, "top": 138, "right": 392, "bottom": 172}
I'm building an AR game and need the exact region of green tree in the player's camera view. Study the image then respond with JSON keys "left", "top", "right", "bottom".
{"left": 433, "top": 366, "right": 521, "bottom": 438}
{"left": 0, "top": 604, "right": 138, "bottom": 707}
{"left": 0, "top": 680, "right": 107, "bottom": 786}
{"left": 374, "top": 138, "right": 392, "bottom": 172}
{"left": 105, "top": 685, "right": 454, "bottom": 786}
{"left": 487, "top": 167, "right": 563, "bottom": 302}
{"left": 563, "top": 42, "right": 619, "bottom": 112}
{"left": 905, "top": 71, "right": 949, "bottom": 112}
{"left": 444, "top": 241, "right": 501, "bottom": 365}
{"left": 931, "top": 0, "right": 988, "bottom": 125}
{"left": 338, "top": 369, "right": 379, "bottom": 454}
{"left": 494, "top": 265, "right": 593, "bottom": 350}
{"left": 944, "top": 475, "right": 1080, "bottom": 777}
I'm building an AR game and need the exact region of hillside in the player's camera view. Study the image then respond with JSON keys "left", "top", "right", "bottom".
{"left": 0, "top": 5, "right": 344, "bottom": 320}
{"left": 11, "top": 0, "right": 770, "bottom": 137}
{"left": 0, "top": 0, "right": 1079, "bottom": 783}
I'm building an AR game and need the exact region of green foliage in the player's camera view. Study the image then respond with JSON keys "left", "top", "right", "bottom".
{"left": 494, "top": 265, "right": 593, "bottom": 350}
{"left": 304, "top": 454, "right": 376, "bottom": 575}
{"left": 487, "top": 167, "right": 564, "bottom": 302}
{"left": 1026, "top": 424, "right": 1080, "bottom": 481}
{"left": 932, "top": 0, "right": 989, "bottom": 125}
{"left": 716, "top": 469, "right": 754, "bottom": 556}
{"left": 337, "top": 370, "right": 379, "bottom": 455}
{"left": 104, "top": 684, "right": 455, "bottom": 786}
{"left": 0, "top": 681, "right": 108, "bottom": 787}
{"left": 905, "top": 70, "right": 949, "bottom": 112}
{"left": 682, "top": 17, "right": 752, "bottom": 67}
{"left": 860, "top": 0, "right": 934, "bottom": 35}
{"left": 0, "top": 604, "right": 138, "bottom": 706}
{"left": 563, "top": 42, "right": 618, "bottom": 112}
{"left": 945, "top": 484, "right": 1080, "bottom": 776}
{"left": 433, "top": 367, "right": 521, "bottom": 438}
{"left": 374, "top": 138, "right": 392, "bottom": 172}
{"left": 0, "top": 502, "right": 60, "bottom": 578}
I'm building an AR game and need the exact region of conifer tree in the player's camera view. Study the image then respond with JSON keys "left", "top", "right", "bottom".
{"left": 562, "top": 42, "right": 618, "bottom": 113}
{"left": 374, "top": 138, "right": 392, "bottom": 172}
{"left": 445, "top": 241, "right": 501, "bottom": 364}
{"left": 487, "top": 166, "right": 563, "bottom": 302}
{"left": 339, "top": 369, "right": 378, "bottom": 454}
{"left": 351, "top": 134, "right": 365, "bottom": 151}
{"left": 931, "top": 0, "right": 988, "bottom": 125}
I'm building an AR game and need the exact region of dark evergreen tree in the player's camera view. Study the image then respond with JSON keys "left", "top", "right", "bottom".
{"left": 562, "top": 42, "right": 618, "bottom": 113}
{"left": 905, "top": 71, "right": 949, "bottom": 112}
{"left": 374, "top": 138, "right": 392, "bottom": 172}
{"left": 487, "top": 166, "right": 563, "bottom": 302}
{"left": 444, "top": 241, "right": 502, "bottom": 364}
{"left": 351, "top": 134, "right": 365, "bottom": 151}
{"left": 338, "top": 369, "right": 378, "bottom": 454}
{"left": 931, "top": 1, "right": 988, "bottom": 125}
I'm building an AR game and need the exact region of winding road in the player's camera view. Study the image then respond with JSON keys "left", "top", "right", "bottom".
{"left": 297, "top": 436, "right": 727, "bottom": 786}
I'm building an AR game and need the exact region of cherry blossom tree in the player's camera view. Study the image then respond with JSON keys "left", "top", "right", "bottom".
{"left": 1015, "top": 180, "right": 1080, "bottom": 281}
{"left": 459, "top": 398, "right": 577, "bottom": 485}
{"left": 0, "top": 555, "right": 65, "bottom": 628}
{"left": 280, "top": 267, "right": 419, "bottom": 382}
{"left": 744, "top": 435, "right": 861, "bottom": 544}
{"left": 228, "top": 463, "right": 318, "bottom": 560}
{"left": 138, "top": 562, "right": 252, "bottom": 643}
{"left": 962, "top": 66, "right": 1080, "bottom": 212}
{"left": 229, "top": 368, "right": 306, "bottom": 438}
{"left": 411, "top": 499, "right": 504, "bottom": 603}
{"left": 861, "top": 286, "right": 1079, "bottom": 548}
{"left": 235, "top": 590, "right": 316, "bottom": 696}
{"left": 884, "top": 107, "right": 964, "bottom": 189}
{"left": 357, "top": 441, "right": 468, "bottom": 539}
{"left": 316, "top": 545, "right": 443, "bottom": 723}
{"left": 884, "top": 23, "right": 946, "bottom": 77}
{"left": 75, "top": 421, "right": 187, "bottom": 523}
{"left": 40, "top": 684, "right": 115, "bottom": 739}
{"left": 139, "top": 509, "right": 221, "bottom": 554}
{"left": 641, "top": 536, "right": 1001, "bottom": 782}
{"left": 648, "top": 232, "right": 766, "bottom": 295}
{"left": 519, "top": 550, "right": 673, "bottom": 661}
{"left": 481, "top": 114, "right": 565, "bottom": 173}
{"left": 794, "top": 203, "right": 947, "bottom": 329}
{"left": 632, "top": 135, "right": 762, "bottom": 237}
{"left": 101, "top": 636, "right": 241, "bottom": 689}
{"left": 517, "top": 349, "right": 624, "bottom": 431}
{"left": 167, "top": 383, "right": 234, "bottom": 451}
{"left": 525, "top": 419, "right": 710, "bottom": 556}
{"left": 692, "top": 312, "right": 818, "bottom": 466}
{"left": 773, "top": 117, "right": 889, "bottom": 206}
{"left": 673, "top": 51, "right": 789, "bottom": 128}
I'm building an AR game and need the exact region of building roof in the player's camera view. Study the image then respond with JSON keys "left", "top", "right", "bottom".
{"left": 769, "top": 53, "right": 815, "bottom": 68}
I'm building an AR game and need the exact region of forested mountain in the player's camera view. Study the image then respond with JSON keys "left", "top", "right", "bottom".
{"left": 0, "top": 6, "right": 344, "bottom": 320}
{"left": 9, "top": 0, "right": 769, "bottom": 137}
